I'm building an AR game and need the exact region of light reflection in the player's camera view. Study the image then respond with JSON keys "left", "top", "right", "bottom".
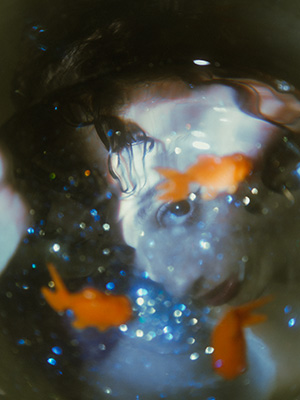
{"left": 193, "top": 59, "right": 211, "bottom": 66}
{"left": 192, "top": 141, "right": 211, "bottom": 150}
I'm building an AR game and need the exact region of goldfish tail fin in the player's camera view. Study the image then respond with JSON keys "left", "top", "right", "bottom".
{"left": 155, "top": 167, "right": 190, "bottom": 202}
{"left": 237, "top": 295, "right": 274, "bottom": 327}
{"left": 237, "top": 295, "right": 274, "bottom": 314}
{"left": 41, "top": 264, "right": 70, "bottom": 312}
{"left": 241, "top": 313, "right": 267, "bottom": 327}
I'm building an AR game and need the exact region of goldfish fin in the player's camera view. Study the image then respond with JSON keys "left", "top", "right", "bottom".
{"left": 41, "top": 264, "right": 70, "bottom": 312}
{"left": 72, "top": 318, "right": 87, "bottom": 330}
{"left": 241, "top": 313, "right": 267, "bottom": 327}
{"left": 47, "top": 263, "right": 68, "bottom": 293}
{"left": 155, "top": 167, "right": 182, "bottom": 179}
{"left": 237, "top": 295, "right": 274, "bottom": 315}
{"left": 237, "top": 295, "right": 274, "bottom": 327}
{"left": 155, "top": 167, "right": 190, "bottom": 202}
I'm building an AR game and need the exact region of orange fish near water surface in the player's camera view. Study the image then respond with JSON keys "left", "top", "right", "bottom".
{"left": 211, "top": 295, "right": 273, "bottom": 380}
{"left": 41, "top": 264, "right": 133, "bottom": 332}
{"left": 155, "top": 153, "right": 253, "bottom": 202}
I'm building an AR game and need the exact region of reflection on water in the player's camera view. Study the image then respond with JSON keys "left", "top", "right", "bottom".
{"left": 1, "top": 1, "right": 300, "bottom": 399}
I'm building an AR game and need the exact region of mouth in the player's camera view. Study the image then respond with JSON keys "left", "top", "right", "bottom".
{"left": 192, "top": 275, "right": 241, "bottom": 306}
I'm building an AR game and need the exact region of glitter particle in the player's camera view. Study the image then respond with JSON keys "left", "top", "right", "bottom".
{"left": 288, "top": 318, "right": 296, "bottom": 327}
{"left": 103, "top": 223, "right": 110, "bottom": 231}
{"left": 173, "top": 310, "right": 182, "bottom": 318}
{"left": 199, "top": 240, "right": 210, "bottom": 250}
{"left": 189, "top": 318, "right": 198, "bottom": 326}
{"left": 205, "top": 346, "right": 214, "bottom": 354}
{"left": 52, "top": 243, "right": 60, "bottom": 252}
{"left": 187, "top": 337, "right": 195, "bottom": 345}
{"left": 137, "top": 288, "right": 148, "bottom": 296}
{"left": 284, "top": 305, "right": 292, "bottom": 314}
{"left": 136, "top": 329, "right": 144, "bottom": 337}
{"left": 136, "top": 297, "right": 145, "bottom": 306}
{"left": 47, "top": 358, "right": 57, "bottom": 366}
{"left": 119, "top": 325, "right": 128, "bottom": 332}
{"left": 243, "top": 196, "right": 250, "bottom": 206}
{"left": 52, "top": 346, "right": 63, "bottom": 355}
{"left": 190, "top": 352, "right": 200, "bottom": 361}
{"left": 106, "top": 282, "right": 115, "bottom": 290}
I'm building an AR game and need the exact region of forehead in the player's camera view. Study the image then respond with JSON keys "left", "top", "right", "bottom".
{"left": 118, "top": 79, "right": 276, "bottom": 169}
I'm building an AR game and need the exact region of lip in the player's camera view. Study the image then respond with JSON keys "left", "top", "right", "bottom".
{"left": 193, "top": 275, "right": 241, "bottom": 306}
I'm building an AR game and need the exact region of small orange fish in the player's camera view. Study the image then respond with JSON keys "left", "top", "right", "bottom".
{"left": 211, "top": 295, "right": 273, "bottom": 380}
{"left": 41, "top": 264, "right": 133, "bottom": 332}
{"left": 155, "top": 153, "right": 253, "bottom": 202}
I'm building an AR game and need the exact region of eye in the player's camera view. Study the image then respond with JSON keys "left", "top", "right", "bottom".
{"left": 261, "top": 133, "right": 300, "bottom": 194}
{"left": 156, "top": 199, "right": 197, "bottom": 227}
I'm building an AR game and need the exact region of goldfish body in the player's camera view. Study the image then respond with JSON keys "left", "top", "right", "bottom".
{"left": 41, "top": 264, "right": 133, "bottom": 332}
{"left": 156, "top": 153, "right": 253, "bottom": 202}
{"left": 211, "top": 295, "right": 273, "bottom": 380}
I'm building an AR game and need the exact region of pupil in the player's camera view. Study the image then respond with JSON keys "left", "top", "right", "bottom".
{"left": 169, "top": 201, "right": 191, "bottom": 216}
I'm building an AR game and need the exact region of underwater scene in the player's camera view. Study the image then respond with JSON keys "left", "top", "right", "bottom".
{"left": 0, "top": 0, "right": 300, "bottom": 399}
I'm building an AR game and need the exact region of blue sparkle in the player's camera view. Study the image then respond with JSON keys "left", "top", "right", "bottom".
{"left": 284, "top": 305, "right": 292, "bottom": 314}
{"left": 288, "top": 318, "right": 296, "bottom": 327}
{"left": 142, "top": 271, "right": 149, "bottom": 279}
{"left": 47, "top": 358, "right": 56, "bottom": 366}
{"left": 207, "top": 397, "right": 216, "bottom": 400}
{"left": 120, "top": 270, "right": 126, "bottom": 276}
{"left": 90, "top": 209, "right": 97, "bottom": 216}
{"left": 106, "top": 282, "right": 115, "bottom": 290}
{"left": 178, "top": 303, "right": 187, "bottom": 311}
{"left": 52, "top": 346, "right": 63, "bottom": 355}
{"left": 32, "top": 264, "right": 36, "bottom": 269}
{"left": 106, "top": 191, "right": 112, "bottom": 199}
{"left": 66, "top": 309, "right": 74, "bottom": 318}
{"left": 107, "top": 129, "right": 114, "bottom": 137}
{"left": 27, "top": 227, "right": 34, "bottom": 234}
{"left": 197, "top": 221, "right": 205, "bottom": 229}
{"left": 18, "top": 339, "right": 25, "bottom": 345}
{"left": 226, "top": 195, "right": 233, "bottom": 204}
{"left": 39, "top": 45, "right": 47, "bottom": 51}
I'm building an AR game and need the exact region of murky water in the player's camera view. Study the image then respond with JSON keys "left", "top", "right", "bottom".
{"left": 1, "top": 1, "right": 300, "bottom": 400}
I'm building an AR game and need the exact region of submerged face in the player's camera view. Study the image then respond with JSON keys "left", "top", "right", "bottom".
{"left": 112, "top": 75, "right": 300, "bottom": 304}
{"left": 1, "top": 2, "right": 300, "bottom": 399}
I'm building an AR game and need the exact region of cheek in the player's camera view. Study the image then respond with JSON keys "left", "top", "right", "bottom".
{"left": 0, "top": 185, "right": 29, "bottom": 273}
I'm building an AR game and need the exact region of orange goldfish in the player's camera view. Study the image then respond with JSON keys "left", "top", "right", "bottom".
{"left": 211, "top": 295, "right": 273, "bottom": 380}
{"left": 41, "top": 264, "right": 133, "bottom": 332}
{"left": 155, "top": 153, "right": 253, "bottom": 202}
